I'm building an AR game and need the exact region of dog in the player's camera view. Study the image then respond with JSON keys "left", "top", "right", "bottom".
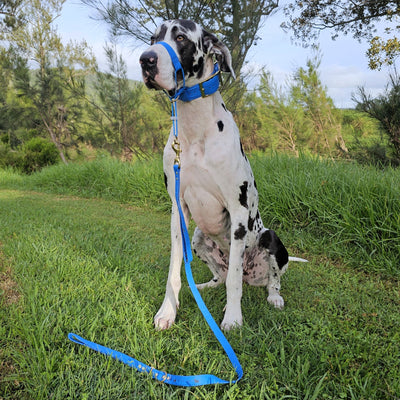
{"left": 140, "top": 19, "right": 306, "bottom": 331}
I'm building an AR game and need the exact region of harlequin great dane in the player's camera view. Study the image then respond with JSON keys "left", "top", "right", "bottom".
{"left": 140, "top": 19, "right": 306, "bottom": 331}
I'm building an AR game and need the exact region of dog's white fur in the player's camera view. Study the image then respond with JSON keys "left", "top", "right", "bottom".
{"left": 140, "top": 20, "right": 306, "bottom": 331}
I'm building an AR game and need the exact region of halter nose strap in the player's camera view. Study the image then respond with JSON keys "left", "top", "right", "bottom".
{"left": 158, "top": 41, "right": 186, "bottom": 99}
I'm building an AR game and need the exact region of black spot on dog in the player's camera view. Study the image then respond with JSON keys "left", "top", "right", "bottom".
{"left": 164, "top": 173, "right": 168, "bottom": 190}
{"left": 194, "top": 56, "right": 204, "bottom": 78}
{"left": 254, "top": 179, "right": 258, "bottom": 190}
{"left": 217, "top": 120, "right": 224, "bottom": 132}
{"left": 239, "top": 141, "right": 245, "bottom": 158}
{"left": 248, "top": 214, "right": 255, "bottom": 231}
{"left": 154, "top": 24, "right": 167, "bottom": 42}
{"left": 239, "top": 181, "right": 248, "bottom": 208}
{"left": 178, "top": 19, "right": 197, "bottom": 31}
{"left": 221, "top": 103, "right": 227, "bottom": 112}
{"left": 234, "top": 223, "right": 247, "bottom": 240}
{"left": 177, "top": 39, "right": 197, "bottom": 78}
{"left": 259, "top": 230, "right": 288, "bottom": 269}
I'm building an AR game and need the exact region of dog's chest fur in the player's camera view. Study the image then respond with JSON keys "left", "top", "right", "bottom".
{"left": 167, "top": 95, "right": 261, "bottom": 251}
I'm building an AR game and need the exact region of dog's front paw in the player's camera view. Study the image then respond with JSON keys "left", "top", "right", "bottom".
{"left": 154, "top": 299, "right": 178, "bottom": 330}
{"left": 220, "top": 307, "right": 242, "bottom": 331}
{"left": 267, "top": 294, "right": 285, "bottom": 309}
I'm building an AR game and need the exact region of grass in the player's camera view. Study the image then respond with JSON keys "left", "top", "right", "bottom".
{"left": 0, "top": 154, "right": 399, "bottom": 399}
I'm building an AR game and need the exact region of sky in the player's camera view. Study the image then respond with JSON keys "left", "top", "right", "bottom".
{"left": 56, "top": 0, "right": 395, "bottom": 108}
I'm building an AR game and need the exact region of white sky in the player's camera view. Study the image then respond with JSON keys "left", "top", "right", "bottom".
{"left": 56, "top": 0, "right": 394, "bottom": 108}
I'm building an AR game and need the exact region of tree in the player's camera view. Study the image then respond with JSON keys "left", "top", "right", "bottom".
{"left": 283, "top": 0, "right": 400, "bottom": 70}
{"left": 87, "top": 42, "right": 146, "bottom": 160}
{"left": 239, "top": 53, "right": 348, "bottom": 157}
{"left": 0, "top": 0, "right": 25, "bottom": 36}
{"left": 82, "top": 0, "right": 279, "bottom": 110}
{"left": 353, "top": 70, "right": 400, "bottom": 164}
{"left": 0, "top": 46, "right": 36, "bottom": 147}
{"left": 4, "top": 0, "right": 95, "bottom": 163}
{"left": 290, "top": 53, "right": 348, "bottom": 156}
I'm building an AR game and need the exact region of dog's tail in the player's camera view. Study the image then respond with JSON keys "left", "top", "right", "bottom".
{"left": 289, "top": 256, "right": 308, "bottom": 263}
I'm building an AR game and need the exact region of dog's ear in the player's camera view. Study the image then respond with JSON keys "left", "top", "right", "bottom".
{"left": 202, "top": 29, "right": 236, "bottom": 79}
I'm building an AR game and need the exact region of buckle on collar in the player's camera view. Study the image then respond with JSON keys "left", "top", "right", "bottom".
{"left": 199, "top": 82, "right": 206, "bottom": 97}
{"left": 198, "top": 63, "right": 220, "bottom": 98}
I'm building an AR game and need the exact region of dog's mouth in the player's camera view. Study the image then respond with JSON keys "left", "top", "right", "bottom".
{"left": 142, "top": 69, "right": 178, "bottom": 93}
{"left": 142, "top": 74, "right": 163, "bottom": 90}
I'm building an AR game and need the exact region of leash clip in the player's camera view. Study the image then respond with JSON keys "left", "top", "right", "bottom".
{"left": 171, "top": 138, "right": 182, "bottom": 167}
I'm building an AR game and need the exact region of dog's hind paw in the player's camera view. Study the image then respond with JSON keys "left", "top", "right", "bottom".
{"left": 267, "top": 294, "right": 285, "bottom": 309}
{"left": 196, "top": 277, "right": 223, "bottom": 290}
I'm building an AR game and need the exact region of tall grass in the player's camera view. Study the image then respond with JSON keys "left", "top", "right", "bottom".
{"left": 251, "top": 154, "right": 400, "bottom": 277}
{"left": 2, "top": 153, "right": 399, "bottom": 278}
{"left": 0, "top": 155, "right": 169, "bottom": 211}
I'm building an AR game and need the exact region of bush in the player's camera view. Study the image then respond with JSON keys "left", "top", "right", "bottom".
{"left": 0, "top": 142, "right": 24, "bottom": 169}
{"left": 1, "top": 136, "right": 59, "bottom": 173}
{"left": 20, "top": 137, "right": 59, "bottom": 173}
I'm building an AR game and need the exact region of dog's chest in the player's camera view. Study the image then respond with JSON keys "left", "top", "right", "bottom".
{"left": 180, "top": 157, "right": 229, "bottom": 237}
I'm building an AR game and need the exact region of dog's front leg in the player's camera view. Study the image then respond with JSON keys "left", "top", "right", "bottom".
{"left": 221, "top": 213, "right": 247, "bottom": 330}
{"left": 154, "top": 204, "right": 183, "bottom": 330}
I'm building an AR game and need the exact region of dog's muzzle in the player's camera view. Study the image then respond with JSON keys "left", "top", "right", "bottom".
{"left": 140, "top": 50, "right": 161, "bottom": 89}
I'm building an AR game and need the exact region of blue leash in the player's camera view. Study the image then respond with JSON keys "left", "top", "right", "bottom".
{"left": 68, "top": 40, "right": 243, "bottom": 387}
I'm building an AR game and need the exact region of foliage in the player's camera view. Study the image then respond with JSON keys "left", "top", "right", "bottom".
{"left": 340, "top": 109, "right": 391, "bottom": 166}
{"left": 0, "top": 154, "right": 399, "bottom": 399}
{"left": 239, "top": 53, "right": 348, "bottom": 158}
{"left": 0, "top": 136, "right": 59, "bottom": 173}
{"left": 0, "top": 0, "right": 25, "bottom": 36}
{"left": 85, "top": 42, "right": 169, "bottom": 160}
{"left": 368, "top": 35, "right": 400, "bottom": 70}
{"left": 2, "top": 0, "right": 95, "bottom": 164}
{"left": 290, "top": 53, "right": 347, "bottom": 156}
{"left": 20, "top": 136, "right": 59, "bottom": 173}
{"left": 283, "top": 0, "right": 400, "bottom": 70}
{"left": 0, "top": 3, "right": 398, "bottom": 166}
{"left": 353, "top": 70, "right": 400, "bottom": 165}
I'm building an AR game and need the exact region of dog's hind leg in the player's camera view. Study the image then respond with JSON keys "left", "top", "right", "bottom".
{"left": 192, "top": 227, "right": 228, "bottom": 290}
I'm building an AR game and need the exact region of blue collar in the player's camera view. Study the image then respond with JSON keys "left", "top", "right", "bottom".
{"left": 158, "top": 41, "right": 220, "bottom": 102}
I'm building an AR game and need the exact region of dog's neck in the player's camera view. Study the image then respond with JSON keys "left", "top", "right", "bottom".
{"left": 174, "top": 59, "right": 224, "bottom": 142}
{"left": 176, "top": 90, "right": 222, "bottom": 143}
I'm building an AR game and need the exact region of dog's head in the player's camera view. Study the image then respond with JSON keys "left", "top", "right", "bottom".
{"left": 139, "top": 19, "right": 235, "bottom": 93}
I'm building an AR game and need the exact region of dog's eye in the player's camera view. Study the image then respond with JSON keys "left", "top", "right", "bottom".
{"left": 176, "top": 35, "right": 185, "bottom": 42}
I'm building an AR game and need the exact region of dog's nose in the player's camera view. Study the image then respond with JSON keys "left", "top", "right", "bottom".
{"left": 140, "top": 51, "right": 158, "bottom": 70}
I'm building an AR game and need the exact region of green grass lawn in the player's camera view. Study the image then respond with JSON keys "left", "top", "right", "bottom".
{"left": 1, "top": 155, "right": 399, "bottom": 399}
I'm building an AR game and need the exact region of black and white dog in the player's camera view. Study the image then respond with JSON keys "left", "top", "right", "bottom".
{"left": 140, "top": 19, "right": 306, "bottom": 331}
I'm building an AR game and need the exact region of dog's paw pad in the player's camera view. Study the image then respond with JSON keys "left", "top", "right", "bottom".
{"left": 267, "top": 294, "right": 285, "bottom": 309}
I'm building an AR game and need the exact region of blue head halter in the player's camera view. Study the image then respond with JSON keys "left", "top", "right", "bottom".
{"left": 158, "top": 41, "right": 221, "bottom": 102}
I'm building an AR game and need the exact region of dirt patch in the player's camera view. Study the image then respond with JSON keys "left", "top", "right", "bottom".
{"left": 0, "top": 250, "right": 21, "bottom": 306}
{"left": 0, "top": 248, "right": 23, "bottom": 397}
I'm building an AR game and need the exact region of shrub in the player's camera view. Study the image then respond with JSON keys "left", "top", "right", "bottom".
{"left": 0, "top": 142, "right": 24, "bottom": 169}
{"left": 20, "top": 137, "right": 59, "bottom": 173}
